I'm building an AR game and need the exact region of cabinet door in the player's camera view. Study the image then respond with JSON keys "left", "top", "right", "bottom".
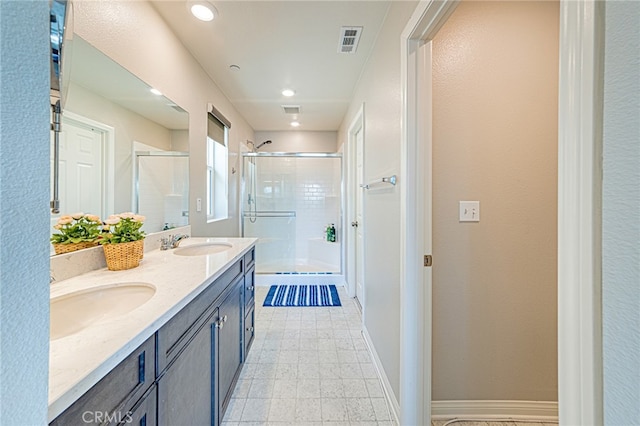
{"left": 120, "top": 385, "right": 157, "bottom": 426}
{"left": 217, "top": 277, "right": 243, "bottom": 420}
{"left": 157, "top": 310, "right": 217, "bottom": 426}
{"left": 244, "top": 264, "right": 255, "bottom": 311}
{"left": 244, "top": 307, "right": 255, "bottom": 359}
{"left": 50, "top": 337, "right": 155, "bottom": 426}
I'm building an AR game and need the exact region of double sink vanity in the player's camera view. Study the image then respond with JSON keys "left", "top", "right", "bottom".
{"left": 49, "top": 235, "right": 257, "bottom": 426}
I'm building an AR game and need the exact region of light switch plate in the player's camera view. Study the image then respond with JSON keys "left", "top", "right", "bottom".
{"left": 196, "top": 198, "right": 202, "bottom": 212}
{"left": 459, "top": 201, "right": 480, "bottom": 222}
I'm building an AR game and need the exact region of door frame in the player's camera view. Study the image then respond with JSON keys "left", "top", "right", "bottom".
{"left": 346, "top": 104, "right": 365, "bottom": 301}
{"left": 399, "top": 0, "right": 604, "bottom": 424}
{"left": 61, "top": 111, "right": 115, "bottom": 220}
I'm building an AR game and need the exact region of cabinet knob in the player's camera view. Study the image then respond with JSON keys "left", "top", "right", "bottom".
{"left": 249, "top": 286, "right": 254, "bottom": 291}
{"left": 215, "top": 318, "right": 225, "bottom": 329}
{"left": 246, "top": 326, "right": 254, "bottom": 332}
{"left": 222, "top": 315, "right": 228, "bottom": 323}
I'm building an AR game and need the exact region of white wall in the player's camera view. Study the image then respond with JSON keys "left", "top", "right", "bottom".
{"left": 254, "top": 131, "right": 337, "bottom": 153}
{"left": 0, "top": 1, "right": 50, "bottom": 424}
{"left": 73, "top": 0, "right": 255, "bottom": 238}
{"left": 65, "top": 82, "right": 174, "bottom": 213}
{"left": 602, "top": 1, "right": 640, "bottom": 423}
{"left": 338, "top": 1, "right": 418, "bottom": 399}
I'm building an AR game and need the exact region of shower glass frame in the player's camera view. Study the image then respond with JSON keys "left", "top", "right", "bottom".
{"left": 241, "top": 152, "right": 344, "bottom": 275}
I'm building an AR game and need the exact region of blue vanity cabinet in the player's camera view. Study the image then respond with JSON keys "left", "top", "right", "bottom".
{"left": 49, "top": 336, "right": 155, "bottom": 426}
{"left": 216, "top": 275, "right": 244, "bottom": 422}
{"left": 50, "top": 247, "right": 255, "bottom": 426}
{"left": 243, "top": 263, "right": 256, "bottom": 358}
{"left": 123, "top": 385, "right": 157, "bottom": 426}
{"left": 157, "top": 248, "right": 254, "bottom": 426}
{"left": 157, "top": 307, "right": 218, "bottom": 426}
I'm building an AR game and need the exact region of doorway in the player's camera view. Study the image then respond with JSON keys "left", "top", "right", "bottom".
{"left": 400, "top": 0, "right": 604, "bottom": 424}
{"left": 50, "top": 112, "right": 114, "bottom": 229}
{"left": 346, "top": 105, "right": 365, "bottom": 312}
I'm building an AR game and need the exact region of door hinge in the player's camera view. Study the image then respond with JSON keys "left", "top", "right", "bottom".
{"left": 424, "top": 255, "right": 433, "bottom": 267}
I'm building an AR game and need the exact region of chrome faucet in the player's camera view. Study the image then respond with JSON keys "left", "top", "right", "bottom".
{"left": 160, "top": 234, "right": 190, "bottom": 250}
{"left": 170, "top": 234, "right": 189, "bottom": 248}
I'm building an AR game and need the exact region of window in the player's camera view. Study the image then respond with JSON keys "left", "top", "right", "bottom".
{"left": 206, "top": 108, "right": 230, "bottom": 221}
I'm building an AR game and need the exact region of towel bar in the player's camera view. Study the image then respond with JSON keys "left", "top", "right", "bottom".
{"left": 360, "top": 175, "right": 397, "bottom": 190}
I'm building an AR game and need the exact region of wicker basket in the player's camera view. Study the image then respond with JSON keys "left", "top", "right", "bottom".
{"left": 52, "top": 241, "right": 99, "bottom": 255}
{"left": 103, "top": 240, "right": 144, "bottom": 271}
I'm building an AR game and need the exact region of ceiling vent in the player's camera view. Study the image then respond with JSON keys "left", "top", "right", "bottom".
{"left": 282, "top": 105, "right": 301, "bottom": 115}
{"left": 338, "top": 26, "right": 363, "bottom": 54}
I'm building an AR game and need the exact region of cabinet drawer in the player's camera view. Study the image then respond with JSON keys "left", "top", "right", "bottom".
{"left": 157, "top": 258, "right": 242, "bottom": 374}
{"left": 244, "top": 307, "right": 255, "bottom": 359}
{"left": 244, "top": 247, "right": 255, "bottom": 269}
{"left": 244, "top": 265, "right": 255, "bottom": 310}
{"left": 50, "top": 336, "right": 155, "bottom": 426}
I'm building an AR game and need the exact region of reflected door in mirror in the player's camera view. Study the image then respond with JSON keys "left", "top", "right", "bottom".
{"left": 50, "top": 117, "right": 106, "bottom": 230}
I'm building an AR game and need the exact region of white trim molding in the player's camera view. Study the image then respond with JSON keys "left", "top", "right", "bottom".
{"left": 400, "top": 1, "right": 458, "bottom": 424}
{"left": 432, "top": 400, "right": 559, "bottom": 421}
{"left": 362, "top": 327, "right": 400, "bottom": 425}
{"left": 557, "top": 0, "right": 605, "bottom": 425}
{"left": 345, "top": 104, "right": 365, "bottom": 300}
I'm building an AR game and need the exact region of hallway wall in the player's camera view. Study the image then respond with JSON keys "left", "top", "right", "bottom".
{"left": 602, "top": 1, "right": 640, "bottom": 423}
{"left": 431, "top": 1, "right": 559, "bottom": 401}
{"left": 0, "top": 2, "right": 50, "bottom": 424}
{"left": 338, "top": 1, "right": 418, "bottom": 401}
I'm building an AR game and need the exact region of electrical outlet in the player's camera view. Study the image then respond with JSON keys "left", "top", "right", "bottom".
{"left": 459, "top": 201, "right": 480, "bottom": 222}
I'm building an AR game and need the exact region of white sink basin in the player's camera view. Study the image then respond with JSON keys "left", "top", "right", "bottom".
{"left": 50, "top": 282, "right": 156, "bottom": 340}
{"left": 173, "top": 242, "right": 233, "bottom": 256}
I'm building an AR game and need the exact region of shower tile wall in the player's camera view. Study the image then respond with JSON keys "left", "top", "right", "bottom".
{"left": 294, "top": 158, "right": 341, "bottom": 263}
{"left": 248, "top": 156, "right": 341, "bottom": 272}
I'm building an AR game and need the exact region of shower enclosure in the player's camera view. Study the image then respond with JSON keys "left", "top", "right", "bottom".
{"left": 242, "top": 153, "right": 342, "bottom": 274}
{"left": 135, "top": 150, "right": 189, "bottom": 233}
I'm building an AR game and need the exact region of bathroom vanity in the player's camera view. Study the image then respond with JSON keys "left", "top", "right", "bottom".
{"left": 48, "top": 237, "right": 256, "bottom": 426}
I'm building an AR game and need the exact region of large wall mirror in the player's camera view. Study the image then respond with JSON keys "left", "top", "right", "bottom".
{"left": 51, "top": 35, "right": 189, "bottom": 253}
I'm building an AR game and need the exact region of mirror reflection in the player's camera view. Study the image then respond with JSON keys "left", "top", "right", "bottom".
{"left": 51, "top": 35, "right": 189, "bottom": 253}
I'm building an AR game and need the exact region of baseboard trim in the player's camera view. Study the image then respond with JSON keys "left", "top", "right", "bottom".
{"left": 431, "top": 400, "right": 559, "bottom": 421}
{"left": 362, "top": 326, "right": 401, "bottom": 425}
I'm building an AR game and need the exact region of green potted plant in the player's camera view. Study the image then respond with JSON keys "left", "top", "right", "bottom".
{"left": 100, "top": 212, "right": 146, "bottom": 270}
{"left": 50, "top": 213, "right": 102, "bottom": 254}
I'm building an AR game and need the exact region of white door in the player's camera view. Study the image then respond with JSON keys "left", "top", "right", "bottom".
{"left": 51, "top": 119, "right": 104, "bottom": 226}
{"left": 355, "top": 127, "right": 365, "bottom": 305}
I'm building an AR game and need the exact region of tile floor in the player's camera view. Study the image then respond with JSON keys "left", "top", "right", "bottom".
{"left": 221, "top": 285, "right": 395, "bottom": 426}
{"left": 222, "top": 286, "right": 559, "bottom": 426}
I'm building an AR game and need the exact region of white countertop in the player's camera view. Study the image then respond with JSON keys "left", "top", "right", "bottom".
{"left": 48, "top": 237, "right": 256, "bottom": 422}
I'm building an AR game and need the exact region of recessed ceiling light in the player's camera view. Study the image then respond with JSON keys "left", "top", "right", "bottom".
{"left": 290, "top": 121, "right": 300, "bottom": 127}
{"left": 189, "top": 1, "right": 217, "bottom": 22}
{"left": 150, "top": 88, "right": 163, "bottom": 96}
{"left": 282, "top": 89, "right": 296, "bottom": 97}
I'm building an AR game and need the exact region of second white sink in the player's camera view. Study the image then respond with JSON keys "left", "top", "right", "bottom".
{"left": 173, "top": 242, "right": 233, "bottom": 256}
{"left": 51, "top": 282, "right": 156, "bottom": 341}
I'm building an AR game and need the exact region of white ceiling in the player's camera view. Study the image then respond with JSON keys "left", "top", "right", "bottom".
{"left": 151, "top": 1, "right": 392, "bottom": 132}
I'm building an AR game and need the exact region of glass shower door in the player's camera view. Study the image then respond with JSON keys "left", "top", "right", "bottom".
{"left": 243, "top": 155, "right": 297, "bottom": 273}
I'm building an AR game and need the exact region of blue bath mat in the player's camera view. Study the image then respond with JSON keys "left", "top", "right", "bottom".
{"left": 263, "top": 284, "right": 341, "bottom": 307}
